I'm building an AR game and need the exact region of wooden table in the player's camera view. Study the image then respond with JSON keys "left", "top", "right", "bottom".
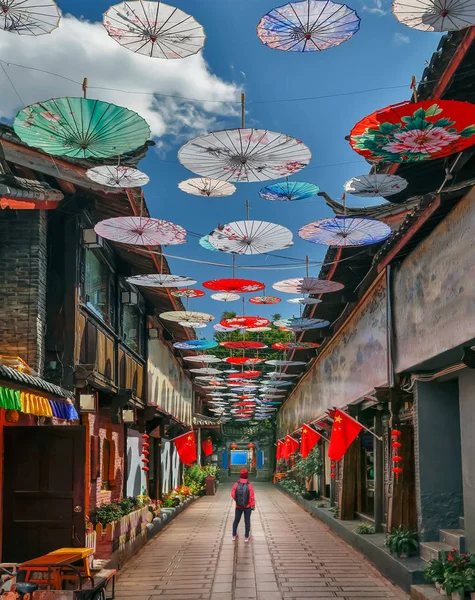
{"left": 19, "top": 548, "right": 94, "bottom": 590}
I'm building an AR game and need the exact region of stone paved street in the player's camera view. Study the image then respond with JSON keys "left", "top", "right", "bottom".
{"left": 116, "top": 484, "right": 408, "bottom": 600}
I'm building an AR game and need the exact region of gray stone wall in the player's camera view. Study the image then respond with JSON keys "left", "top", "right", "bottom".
{"left": 458, "top": 369, "right": 475, "bottom": 551}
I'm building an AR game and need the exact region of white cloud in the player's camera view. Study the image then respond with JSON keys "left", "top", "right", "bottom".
{"left": 393, "top": 32, "right": 411, "bottom": 44}
{"left": 0, "top": 15, "right": 240, "bottom": 140}
{"left": 362, "top": 0, "right": 387, "bottom": 15}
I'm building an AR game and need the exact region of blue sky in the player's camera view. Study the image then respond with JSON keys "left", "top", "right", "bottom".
{"left": 2, "top": 0, "right": 441, "bottom": 330}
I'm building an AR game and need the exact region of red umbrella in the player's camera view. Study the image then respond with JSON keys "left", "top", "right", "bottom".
{"left": 350, "top": 100, "right": 475, "bottom": 163}
{"left": 273, "top": 342, "right": 320, "bottom": 350}
{"left": 235, "top": 402, "right": 256, "bottom": 407}
{"left": 203, "top": 278, "right": 265, "bottom": 293}
{"left": 225, "top": 357, "right": 265, "bottom": 365}
{"left": 227, "top": 380, "right": 256, "bottom": 387}
{"left": 249, "top": 295, "right": 281, "bottom": 305}
{"left": 220, "top": 341, "right": 267, "bottom": 349}
{"left": 220, "top": 316, "right": 270, "bottom": 329}
{"left": 228, "top": 370, "right": 262, "bottom": 379}
{"left": 235, "top": 394, "right": 256, "bottom": 399}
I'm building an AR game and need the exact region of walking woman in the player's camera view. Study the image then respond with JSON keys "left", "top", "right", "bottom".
{"left": 231, "top": 468, "right": 255, "bottom": 542}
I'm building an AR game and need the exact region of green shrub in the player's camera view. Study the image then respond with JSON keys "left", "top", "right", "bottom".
{"left": 354, "top": 523, "right": 375, "bottom": 535}
{"left": 385, "top": 527, "right": 418, "bottom": 557}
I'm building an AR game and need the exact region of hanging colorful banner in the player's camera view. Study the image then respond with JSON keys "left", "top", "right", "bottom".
{"left": 300, "top": 424, "right": 321, "bottom": 459}
{"left": 328, "top": 409, "right": 363, "bottom": 462}
{"left": 173, "top": 430, "right": 197, "bottom": 465}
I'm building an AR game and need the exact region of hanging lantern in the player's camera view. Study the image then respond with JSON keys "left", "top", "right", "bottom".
{"left": 391, "top": 429, "right": 401, "bottom": 437}
{"left": 330, "top": 460, "right": 336, "bottom": 477}
{"left": 248, "top": 443, "right": 255, "bottom": 449}
{"left": 142, "top": 466, "right": 150, "bottom": 472}
{"left": 230, "top": 443, "right": 238, "bottom": 450}
{"left": 142, "top": 449, "right": 150, "bottom": 456}
{"left": 142, "top": 457, "right": 150, "bottom": 464}
{"left": 392, "top": 441, "right": 402, "bottom": 449}
{"left": 142, "top": 442, "right": 150, "bottom": 448}
{"left": 391, "top": 429, "right": 402, "bottom": 482}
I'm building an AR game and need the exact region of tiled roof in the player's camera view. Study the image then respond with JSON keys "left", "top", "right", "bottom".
{"left": 0, "top": 364, "right": 74, "bottom": 399}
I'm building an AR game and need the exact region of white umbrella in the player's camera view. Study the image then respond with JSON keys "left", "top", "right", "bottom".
{"left": 211, "top": 292, "right": 241, "bottom": 302}
{"left": 178, "top": 177, "right": 236, "bottom": 197}
{"left": 189, "top": 367, "right": 221, "bottom": 375}
{"left": 208, "top": 220, "right": 293, "bottom": 255}
{"left": 393, "top": 0, "right": 475, "bottom": 31}
{"left": 265, "top": 360, "right": 307, "bottom": 366}
{"left": 159, "top": 310, "right": 214, "bottom": 324}
{"left": 287, "top": 297, "right": 322, "bottom": 305}
{"left": 0, "top": 0, "right": 61, "bottom": 35}
{"left": 86, "top": 165, "right": 149, "bottom": 188}
{"left": 273, "top": 277, "right": 344, "bottom": 294}
{"left": 127, "top": 274, "right": 196, "bottom": 288}
{"left": 344, "top": 174, "right": 407, "bottom": 197}
{"left": 183, "top": 355, "right": 222, "bottom": 363}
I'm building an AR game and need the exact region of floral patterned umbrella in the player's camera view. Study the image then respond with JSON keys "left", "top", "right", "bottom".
{"left": 86, "top": 165, "right": 149, "bottom": 188}
{"left": 249, "top": 295, "right": 281, "bottom": 305}
{"left": 14, "top": 97, "right": 150, "bottom": 159}
{"left": 220, "top": 316, "right": 271, "bottom": 328}
{"left": 220, "top": 341, "right": 267, "bottom": 349}
{"left": 259, "top": 181, "right": 320, "bottom": 201}
{"left": 178, "top": 177, "right": 236, "bottom": 197}
{"left": 246, "top": 326, "right": 272, "bottom": 332}
{"left": 95, "top": 216, "right": 186, "bottom": 246}
{"left": 103, "top": 0, "right": 205, "bottom": 59}
{"left": 298, "top": 216, "right": 391, "bottom": 247}
{"left": 211, "top": 292, "right": 241, "bottom": 302}
{"left": 213, "top": 323, "right": 241, "bottom": 332}
{"left": 173, "top": 340, "right": 217, "bottom": 350}
{"left": 273, "top": 342, "right": 320, "bottom": 349}
{"left": 343, "top": 174, "right": 408, "bottom": 197}
{"left": 178, "top": 128, "right": 311, "bottom": 183}
{"left": 393, "top": 0, "right": 475, "bottom": 31}
{"left": 224, "top": 357, "right": 265, "bottom": 365}
{"left": 127, "top": 274, "right": 196, "bottom": 287}
{"left": 171, "top": 288, "right": 205, "bottom": 298}
{"left": 273, "top": 277, "right": 344, "bottom": 294}
{"left": 159, "top": 310, "right": 214, "bottom": 324}
{"left": 183, "top": 355, "right": 222, "bottom": 363}
{"left": 0, "top": 0, "right": 61, "bottom": 35}
{"left": 287, "top": 297, "right": 322, "bottom": 305}
{"left": 257, "top": 0, "right": 360, "bottom": 52}
{"left": 203, "top": 278, "right": 265, "bottom": 293}
{"left": 350, "top": 100, "right": 475, "bottom": 163}
{"left": 208, "top": 220, "right": 293, "bottom": 254}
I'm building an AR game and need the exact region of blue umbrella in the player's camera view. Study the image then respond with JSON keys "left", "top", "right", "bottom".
{"left": 259, "top": 181, "right": 320, "bottom": 201}
{"left": 173, "top": 340, "right": 218, "bottom": 350}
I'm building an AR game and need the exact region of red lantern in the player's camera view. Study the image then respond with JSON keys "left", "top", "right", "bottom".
{"left": 142, "top": 458, "right": 150, "bottom": 464}
{"left": 230, "top": 443, "right": 238, "bottom": 450}
{"left": 392, "top": 455, "right": 402, "bottom": 462}
{"left": 392, "top": 466, "right": 403, "bottom": 482}
{"left": 142, "top": 442, "right": 150, "bottom": 448}
{"left": 330, "top": 473, "right": 336, "bottom": 478}
{"left": 248, "top": 443, "right": 255, "bottom": 449}
{"left": 142, "top": 433, "right": 150, "bottom": 439}
{"left": 142, "top": 449, "right": 150, "bottom": 456}
{"left": 391, "top": 429, "right": 401, "bottom": 437}
{"left": 142, "top": 466, "right": 150, "bottom": 472}
{"left": 392, "top": 441, "right": 402, "bottom": 449}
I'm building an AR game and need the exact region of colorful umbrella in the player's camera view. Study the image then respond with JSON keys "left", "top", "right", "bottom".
{"left": 211, "top": 292, "right": 241, "bottom": 302}
{"left": 259, "top": 181, "right": 320, "bottom": 201}
{"left": 249, "top": 295, "right": 281, "bottom": 305}
{"left": 298, "top": 216, "right": 392, "bottom": 247}
{"left": 103, "top": 0, "right": 205, "bottom": 59}
{"left": 220, "top": 316, "right": 271, "bottom": 329}
{"left": 203, "top": 278, "right": 265, "bottom": 293}
{"left": 183, "top": 355, "right": 222, "bottom": 363}
{"left": 0, "top": 0, "right": 61, "bottom": 35}
{"left": 287, "top": 297, "right": 322, "bottom": 305}
{"left": 257, "top": 0, "right": 360, "bottom": 52}
{"left": 178, "top": 128, "right": 311, "bottom": 183}
{"left": 393, "top": 0, "right": 475, "bottom": 31}
{"left": 127, "top": 274, "right": 196, "bottom": 288}
{"left": 208, "top": 220, "right": 293, "bottom": 254}
{"left": 199, "top": 235, "right": 219, "bottom": 252}
{"left": 171, "top": 288, "right": 205, "bottom": 298}
{"left": 95, "top": 216, "right": 186, "bottom": 246}
{"left": 86, "top": 165, "right": 149, "bottom": 188}
{"left": 14, "top": 97, "right": 150, "bottom": 159}
{"left": 178, "top": 177, "right": 236, "bottom": 197}
{"left": 344, "top": 174, "right": 408, "bottom": 197}
{"left": 173, "top": 340, "right": 217, "bottom": 350}
{"left": 213, "top": 324, "right": 242, "bottom": 332}
{"left": 273, "top": 277, "right": 344, "bottom": 294}
{"left": 350, "top": 100, "right": 475, "bottom": 163}
{"left": 159, "top": 310, "right": 214, "bottom": 324}
{"left": 273, "top": 342, "right": 320, "bottom": 349}
{"left": 225, "top": 357, "right": 265, "bottom": 365}
{"left": 220, "top": 341, "right": 267, "bottom": 349}
{"left": 228, "top": 370, "right": 262, "bottom": 379}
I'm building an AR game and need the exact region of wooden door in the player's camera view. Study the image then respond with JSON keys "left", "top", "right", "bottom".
{"left": 390, "top": 424, "right": 417, "bottom": 530}
{"left": 3, "top": 426, "right": 86, "bottom": 562}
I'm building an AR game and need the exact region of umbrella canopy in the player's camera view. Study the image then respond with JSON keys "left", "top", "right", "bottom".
{"left": 228, "top": 370, "right": 262, "bottom": 379}
{"left": 178, "top": 177, "right": 236, "bottom": 197}
{"left": 86, "top": 165, "right": 149, "bottom": 188}
{"left": 393, "top": 0, "right": 475, "bottom": 31}
{"left": 0, "top": 0, "right": 61, "bottom": 35}
{"left": 199, "top": 235, "right": 219, "bottom": 252}
{"left": 208, "top": 220, "right": 293, "bottom": 254}
{"left": 265, "top": 360, "right": 307, "bottom": 366}
{"left": 14, "top": 97, "right": 150, "bottom": 159}
{"left": 225, "top": 357, "right": 265, "bottom": 365}
{"left": 127, "top": 274, "right": 196, "bottom": 288}
{"left": 103, "top": 0, "right": 206, "bottom": 59}
{"left": 273, "top": 277, "right": 344, "bottom": 294}
{"left": 95, "top": 216, "right": 186, "bottom": 246}
{"left": 259, "top": 181, "right": 320, "bottom": 201}
{"left": 220, "top": 316, "right": 271, "bottom": 329}
{"left": 246, "top": 326, "right": 272, "bottom": 332}
{"left": 178, "top": 128, "right": 311, "bottom": 183}
{"left": 173, "top": 340, "right": 218, "bottom": 350}
{"left": 257, "top": 0, "right": 360, "bottom": 52}
{"left": 298, "top": 216, "right": 392, "bottom": 247}
{"left": 213, "top": 324, "right": 241, "bottom": 332}
{"left": 249, "top": 295, "right": 281, "bottom": 305}
{"left": 287, "top": 297, "right": 322, "bottom": 305}
{"left": 189, "top": 367, "right": 222, "bottom": 375}
{"left": 183, "top": 355, "right": 222, "bottom": 363}
{"left": 179, "top": 321, "right": 207, "bottom": 329}
{"left": 171, "top": 288, "right": 205, "bottom": 298}
{"left": 203, "top": 278, "right": 265, "bottom": 293}
{"left": 159, "top": 310, "right": 214, "bottom": 324}
{"left": 267, "top": 372, "right": 299, "bottom": 378}
{"left": 350, "top": 100, "right": 475, "bottom": 163}
{"left": 273, "top": 342, "right": 320, "bottom": 349}
{"left": 211, "top": 292, "right": 241, "bottom": 302}
{"left": 283, "top": 317, "right": 330, "bottom": 330}
{"left": 220, "top": 341, "right": 267, "bottom": 349}
{"left": 344, "top": 174, "right": 408, "bottom": 197}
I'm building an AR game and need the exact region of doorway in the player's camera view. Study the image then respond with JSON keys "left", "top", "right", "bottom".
{"left": 2, "top": 426, "right": 86, "bottom": 562}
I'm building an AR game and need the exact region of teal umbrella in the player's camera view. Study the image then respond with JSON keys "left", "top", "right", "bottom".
{"left": 13, "top": 97, "right": 150, "bottom": 159}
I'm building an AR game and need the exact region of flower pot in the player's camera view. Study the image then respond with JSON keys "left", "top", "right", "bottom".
{"left": 470, "top": 593, "right": 475, "bottom": 600}
{"left": 451, "top": 593, "right": 462, "bottom": 600}
{"left": 399, "top": 553, "right": 408, "bottom": 559}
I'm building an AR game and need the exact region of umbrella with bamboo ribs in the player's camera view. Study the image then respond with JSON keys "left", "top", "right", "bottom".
{"left": 178, "top": 177, "right": 236, "bottom": 197}
{"left": 95, "top": 216, "right": 186, "bottom": 246}
{"left": 273, "top": 342, "right": 320, "bottom": 349}
{"left": 265, "top": 360, "right": 307, "bottom": 366}
{"left": 14, "top": 97, "right": 150, "bottom": 159}
{"left": 203, "top": 278, "right": 265, "bottom": 293}
{"left": 213, "top": 324, "right": 242, "bottom": 332}
{"left": 103, "top": 0, "right": 206, "bottom": 59}
{"left": 211, "top": 293, "right": 241, "bottom": 302}
{"left": 273, "top": 277, "right": 344, "bottom": 294}
{"left": 173, "top": 340, "right": 217, "bottom": 350}
{"left": 171, "top": 288, "right": 205, "bottom": 298}
{"left": 199, "top": 235, "right": 220, "bottom": 252}
{"left": 220, "top": 316, "right": 271, "bottom": 329}
{"left": 179, "top": 322, "right": 207, "bottom": 329}
{"left": 259, "top": 181, "right": 320, "bottom": 201}
{"left": 246, "top": 326, "right": 272, "bottom": 332}
{"left": 0, "top": 0, "right": 61, "bottom": 35}
{"left": 228, "top": 371, "right": 262, "bottom": 379}
{"left": 189, "top": 368, "right": 222, "bottom": 375}
{"left": 267, "top": 372, "right": 299, "bottom": 377}
{"left": 207, "top": 220, "right": 293, "bottom": 254}
{"left": 350, "top": 100, "right": 475, "bottom": 162}
{"left": 127, "top": 274, "right": 196, "bottom": 287}
{"left": 257, "top": 0, "right": 360, "bottom": 52}
{"left": 298, "top": 216, "right": 391, "bottom": 247}
{"left": 86, "top": 165, "right": 150, "bottom": 188}
{"left": 220, "top": 341, "right": 267, "bottom": 349}
{"left": 393, "top": 0, "right": 475, "bottom": 31}
{"left": 183, "top": 355, "right": 222, "bottom": 363}
{"left": 287, "top": 297, "right": 322, "bottom": 304}
{"left": 343, "top": 174, "right": 408, "bottom": 197}
{"left": 249, "top": 296, "right": 281, "bottom": 305}
{"left": 225, "top": 357, "right": 265, "bottom": 365}
{"left": 159, "top": 310, "right": 214, "bottom": 324}
{"left": 178, "top": 128, "right": 311, "bottom": 183}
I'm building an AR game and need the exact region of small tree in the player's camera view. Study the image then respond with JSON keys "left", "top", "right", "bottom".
{"left": 292, "top": 447, "right": 323, "bottom": 491}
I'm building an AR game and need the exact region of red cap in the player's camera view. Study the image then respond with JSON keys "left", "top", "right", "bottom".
{"left": 240, "top": 468, "right": 249, "bottom": 479}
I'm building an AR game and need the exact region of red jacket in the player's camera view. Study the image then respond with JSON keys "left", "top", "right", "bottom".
{"left": 231, "top": 479, "right": 255, "bottom": 509}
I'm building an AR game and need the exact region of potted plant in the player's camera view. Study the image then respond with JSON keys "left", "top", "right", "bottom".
{"left": 442, "top": 571, "right": 467, "bottom": 600}
{"left": 424, "top": 558, "right": 446, "bottom": 592}
{"left": 385, "top": 527, "right": 418, "bottom": 558}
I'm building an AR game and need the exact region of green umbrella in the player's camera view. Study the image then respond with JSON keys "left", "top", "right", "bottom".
{"left": 13, "top": 97, "right": 151, "bottom": 159}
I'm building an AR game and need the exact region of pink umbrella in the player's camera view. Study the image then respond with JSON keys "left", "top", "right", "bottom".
{"left": 95, "top": 216, "right": 186, "bottom": 246}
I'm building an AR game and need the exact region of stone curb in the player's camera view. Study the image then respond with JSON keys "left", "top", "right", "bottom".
{"left": 146, "top": 496, "right": 197, "bottom": 540}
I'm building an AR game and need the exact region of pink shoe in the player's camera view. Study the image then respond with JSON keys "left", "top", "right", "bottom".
{"left": 244, "top": 537, "right": 250, "bottom": 543}
{"left": 232, "top": 536, "right": 237, "bottom": 541}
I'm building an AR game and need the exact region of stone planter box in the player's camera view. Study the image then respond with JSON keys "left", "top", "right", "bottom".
{"left": 146, "top": 497, "right": 195, "bottom": 540}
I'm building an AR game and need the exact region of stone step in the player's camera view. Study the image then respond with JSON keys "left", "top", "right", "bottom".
{"left": 460, "top": 516, "right": 465, "bottom": 529}
{"left": 439, "top": 529, "right": 465, "bottom": 552}
{"left": 420, "top": 541, "right": 452, "bottom": 563}
{"left": 411, "top": 584, "right": 449, "bottom": 599}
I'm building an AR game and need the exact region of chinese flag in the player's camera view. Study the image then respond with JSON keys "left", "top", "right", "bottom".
{"left": 300, "top": 424, "right": 321, "bottom": 459}
{"left": 276, "top": 440, "right": 284, "bottom": 461}
{"left": 173, "top": 431, "right": 197, "bottom": 465}
{"left": 328, "top": 410, "right": 363, "bottom": 462}
{"left": 201, "top": 437, "right": 213, "bottom": 457}
{"left": 282, "top": 435, "right": 299, "bottom": 460}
